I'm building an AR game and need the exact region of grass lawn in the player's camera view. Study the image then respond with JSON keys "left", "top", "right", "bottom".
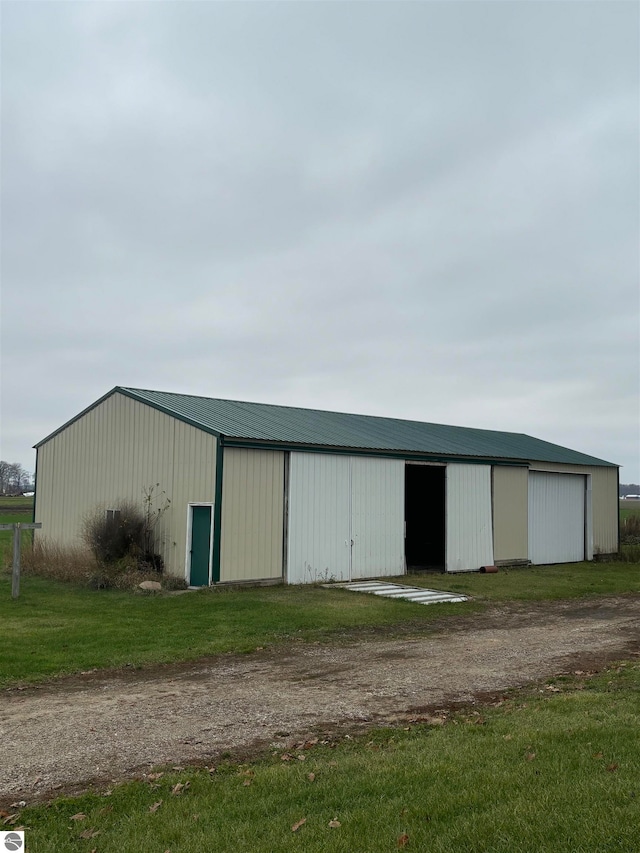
{"left": 0, "top": 495, "right": 34, "bottom": 509}
{"left": 0, "top": 574, "right": 478, "bottom": 687}
{"left": 1, "top": 560, "right": 639, "bottom": 688}
{"left": 0, "top": 519, "right": 34, "bottom": 566}
{"left": 3, "top": 499, "right": 638, "bottom": 850}
{"left": 0, "top": 497, "right": 35, "bottom": 564}
{"left": 404, "top": 560, "right": 640, "bottom": 600}
{"left": 15, "top": 662, "right": 640, "bottom": 853}
{"left": 620, "top": 503, "right": 640, "bottom": 520}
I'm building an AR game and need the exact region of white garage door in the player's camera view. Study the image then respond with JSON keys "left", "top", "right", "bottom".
{"left": 287, "top": 453, "right": 405, "bottom": 584}
{"left": 528, "top": 472, "right": 585, "bottom": 564}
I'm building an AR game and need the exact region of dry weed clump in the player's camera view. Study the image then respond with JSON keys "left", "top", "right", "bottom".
{"left": 616, "top": 515, "right": 640, "bottom": 562}
{"left": 21, "top": 539, "right": 94, "bottom": 584}
{"left": 620, "top": 513, "right": 640, "bottom": 545}
{"left": 113, "top": 569, "right": 187, "bottom": 592}
{"left": 88, "top": 559, "right": 187, "bottom": 591}
{"left": 617, "top": 544, "right": 640, "bottom": 563}
{"left": 19, "top": 538, "right": 187, "bottom": 591}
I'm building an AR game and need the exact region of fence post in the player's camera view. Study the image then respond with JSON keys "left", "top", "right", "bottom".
{"left": 12, "top": 523, "right": 21, "bottom": 599}
{"left": 1, "top": 521, "right": 41, "bottom": 599}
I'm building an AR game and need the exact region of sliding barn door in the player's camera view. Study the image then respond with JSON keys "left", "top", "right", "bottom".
{"left": 287, "top": 453, "right": 405, "bottom": 584}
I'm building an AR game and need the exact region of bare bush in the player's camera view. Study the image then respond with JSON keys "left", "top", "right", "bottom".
{"left": 81, "top": 488, "right": 169, "bottom": 572}
{"left": 82, "top": 501, "right": 146, "bottom": 564}
{"left": 141, "top": 484, "right": 170, "bottom": 571}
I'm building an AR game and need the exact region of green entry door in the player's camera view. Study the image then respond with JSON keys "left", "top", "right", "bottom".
{"left": 189, "top": 505, "right": 212, "bottom": 586}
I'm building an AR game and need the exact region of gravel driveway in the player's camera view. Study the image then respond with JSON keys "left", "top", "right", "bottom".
{"left": 1, "top": 595, "right": 638, "bottom": 805}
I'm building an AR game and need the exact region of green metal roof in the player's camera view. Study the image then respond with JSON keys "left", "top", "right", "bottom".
{"left": 94, "top": 387, "right": 616, "bottom": 468}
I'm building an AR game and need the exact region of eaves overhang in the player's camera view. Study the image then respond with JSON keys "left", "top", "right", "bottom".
{"left": 222, "top": 436, "right": 533, "bottom": 467}
{"left": 34, "top": 385, "right": 619, "bottom": 470}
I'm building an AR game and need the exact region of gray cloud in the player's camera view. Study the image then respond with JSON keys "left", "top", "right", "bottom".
{"left": 1, "top": 1, "right": 638, "bottom": 479}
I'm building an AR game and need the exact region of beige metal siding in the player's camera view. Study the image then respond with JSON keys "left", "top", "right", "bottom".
{"left": 219, "top": 448, "right": 284, "bottom": 582}
{"left": 492, "top": 466, "right": 528, "bottom": 562}
{"left": 529, "top": 463, "right": 618, "bottom": 554}
{"left": 35, "top": 392, "right": 217, "bottom": 577}
{"left": 446, "top": 463, "right": 494, "bottom": 572}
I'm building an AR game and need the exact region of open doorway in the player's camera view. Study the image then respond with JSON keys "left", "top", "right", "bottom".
{"left": 405, "top": 464, "right": 445, "bottom": 571}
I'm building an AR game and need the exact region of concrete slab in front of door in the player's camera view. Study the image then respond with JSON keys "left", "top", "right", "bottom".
{"left": 326, "top": 580, "right": 468, "bottom": 605}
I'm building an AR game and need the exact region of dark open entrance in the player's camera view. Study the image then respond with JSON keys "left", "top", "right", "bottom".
{"left": 405, "top": 464, "right": 445, "bottom": 571}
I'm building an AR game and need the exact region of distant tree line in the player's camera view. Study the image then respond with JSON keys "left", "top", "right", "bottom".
{"left": 620, "top": 483, "right": 640, "bottom": 497}
{"left": 0, "top": 461, "right": 34, "bottom": 495}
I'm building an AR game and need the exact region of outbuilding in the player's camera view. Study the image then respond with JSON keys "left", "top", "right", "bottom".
{"left": 34, "top": 387, "right": 619, "bottom": 585}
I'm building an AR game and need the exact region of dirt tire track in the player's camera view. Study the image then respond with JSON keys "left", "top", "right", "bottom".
{"left": 1, "top": 595, "right": 638, "bottom": 804}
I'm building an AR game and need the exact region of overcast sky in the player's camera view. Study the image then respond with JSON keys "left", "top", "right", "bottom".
{"left": 1, "top": 1, "right": 639, "bottom": 480}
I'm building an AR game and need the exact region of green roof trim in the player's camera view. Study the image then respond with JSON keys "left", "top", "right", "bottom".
{"left": 98, "top": 387, "right": 615, "bottom": 468}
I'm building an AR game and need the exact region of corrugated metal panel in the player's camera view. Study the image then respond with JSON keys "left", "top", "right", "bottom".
{"left": 528, "top": 472, "right": 585, "bottom": 564}
{"left": 350, "top": 457, "right": 405, "bottom": 579}
{"left": 219, "top": 448, "right": 284, "bottom": 582}
{"left": 34, "top": 392, "right": 217, "bottom": 577}
{"left": 530, "top": 463, "right": 618, "bottom": 554}
{"left": 492, "top": 466, "right": 528, "bottom": 562}
{"left": 446, "top": 463, "right": 494, "bottom": 572}
{"left": 335, "top": 581, "right": 468, "bottom": 605}
{"left": 287, "top": 454, "right": 405, "bottom": 584}
{"left": 73, "top": 387, "right": 617, "bottom": 468}
{"left": 287, "top": 453, "right": 351, "bottom": 584}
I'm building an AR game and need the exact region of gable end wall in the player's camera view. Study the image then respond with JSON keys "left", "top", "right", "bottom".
{"left": 35, "top": 392, "right": 218, "bottom": 577}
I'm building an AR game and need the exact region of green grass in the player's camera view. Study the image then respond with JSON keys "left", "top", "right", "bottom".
{"left": 0, "top": 506, "right": 34, "bottom": 564}
{"left": 0, "top": 575, "right": 478, "bottom": 686}
{"left": 1, "top": 560, "right": 638, "bottom": 688}
{"left": 0, "top": 495, "right": 34, "bottom": 510}
{"left": 620, "top": 504, "right": 640, "bottom": 520}
{"left": 16, "top": 662, "right": 640, "bottom": 852}
{"left": 404, "top": 561, "right": 640, "bottom": 600}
